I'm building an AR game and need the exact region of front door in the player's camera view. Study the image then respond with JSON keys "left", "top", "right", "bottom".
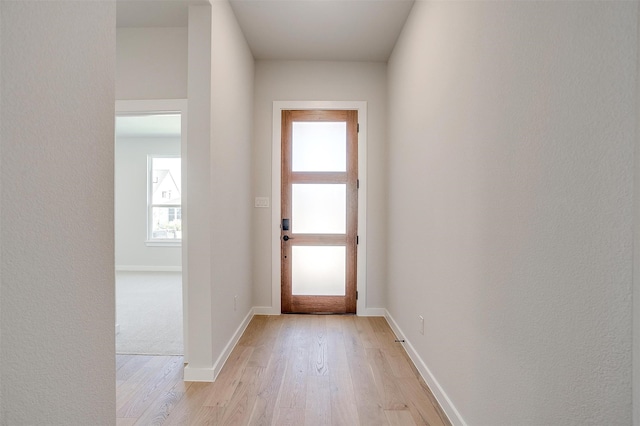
{"left": 281, "top": 110, "right": 358, "bottom": 314}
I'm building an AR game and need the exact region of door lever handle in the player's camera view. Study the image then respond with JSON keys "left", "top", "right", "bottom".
{"left": 282, "top": 235, "right": 294, "bottom": 241}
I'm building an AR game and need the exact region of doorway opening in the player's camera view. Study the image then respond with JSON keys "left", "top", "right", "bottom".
{"left": 114, "top": 100, "right": 188, "bottom": 357}
{"left": 280, "top": 109, "right": 358, "bottom": 314}
{"left": 269, "top": 101, "right": 370, "bottom": 316}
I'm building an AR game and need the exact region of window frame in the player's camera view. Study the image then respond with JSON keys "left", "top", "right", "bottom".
{"left": 147, "top": 154, "right": 182, "bottom": 247}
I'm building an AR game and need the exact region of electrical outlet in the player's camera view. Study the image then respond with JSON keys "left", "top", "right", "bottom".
{"left": 419, "top": 315, "right": 424, "bottom": 335}
{"left": 234, "top": 295, "right": 237, "bottom": 311}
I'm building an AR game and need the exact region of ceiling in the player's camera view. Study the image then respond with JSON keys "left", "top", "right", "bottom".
{"left": 229, "top": 0, "right": 414, "bottom": 61}
{"left": 116, "top": 0, "right": 414, "bottom": 62}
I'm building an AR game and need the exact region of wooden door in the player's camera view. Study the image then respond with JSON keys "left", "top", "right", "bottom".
{"left": 281, "top": 110, "right": 358, "bottom": 314}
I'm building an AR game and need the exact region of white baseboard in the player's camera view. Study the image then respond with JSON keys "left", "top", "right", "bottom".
{"left": 212, "top": 309, "right": 254, "bottom": 379}
{"left": 253, "top": 306, "right": 280, "bottom": 315}
{"left": 251, "top": 306, "right": 386, "bottom": 316}
{"left": 116, "top": 265, "right": 182, "bottom": 272}
{"left": 357, "top": 307, "right": 386, "bottom": 317}
{"left": 183, "top": 365, "right": 216, "bottom": 382}
{"left": 184, "top": 309, "right": 254, "bottom": 382}
{"left": 384, "top": 310, "right": 467, "bottom": 426}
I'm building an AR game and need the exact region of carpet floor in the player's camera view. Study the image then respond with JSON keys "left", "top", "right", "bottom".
{"left": 116, "top": 271, "right": 183, "bottom": 356}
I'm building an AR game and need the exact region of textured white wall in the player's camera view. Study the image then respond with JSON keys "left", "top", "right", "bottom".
{"left": 634, "top": 6, "right": 640, "bottom": 425}
{"left": 1, "top": 1, "right": 116, "bottom": 424}
{"left": 184, "top": 0, "right": 254, "bottom": 378}
{"left": 387, "top": 2, "right": 635, "bottom": 425}
{"left": 252, "top": 60, "right": 388, "bottom": 310}
{"left": 209, "top": 0, "right": 254, "bottom": 360}
{"left": 116, "top": 27, "right": 187, "bottom": 100}
{"left": 115, "top": 137, "right": 181, "bottom": 269}
{"left": 185, "top": 4, "right": 214, "bottom": 372}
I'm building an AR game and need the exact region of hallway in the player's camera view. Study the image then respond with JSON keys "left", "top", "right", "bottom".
{"left": 116, "top": 315, "right": 449, "bottom": 425}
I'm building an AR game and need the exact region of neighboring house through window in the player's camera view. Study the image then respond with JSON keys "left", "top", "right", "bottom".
{"left": 149, "top": 156, "right": 181, "bottom": 242}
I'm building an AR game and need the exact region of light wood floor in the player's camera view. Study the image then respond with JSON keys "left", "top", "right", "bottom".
{"left": 116, "top": 315, "right": 451, "bottom": 426}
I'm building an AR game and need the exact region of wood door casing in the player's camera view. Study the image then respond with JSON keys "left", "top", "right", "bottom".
{"left": 281, "top": 110, "right": 358, "bottom": 314}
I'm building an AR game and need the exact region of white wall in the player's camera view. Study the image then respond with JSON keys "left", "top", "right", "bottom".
{"left": 185, "top": 3, "right": 214, "bottom": 375}
{"left": 387, "top": 2, "right": 636, "bottom": 425}
{"left": 634, "top": 6, "right": 640, "bottom": 425}
{"left": 115, "top": 136, "right": 181, "bottom": 270}
{"left": 0, "top": 1, "right": 116, "bottom": 424}
{"left": 184, "top": 0, "right": 255, "bottom": 380}
{"left": 252, "top": 60, "right": 388, "bottom": 311}
{"left": 116, "top": 27, "right": 187, "bottom": 100}
{"left": 209, "top": 0, "right": 254, "bottom": 372}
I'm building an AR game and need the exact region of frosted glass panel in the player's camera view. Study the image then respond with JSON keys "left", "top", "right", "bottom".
{"left": 292, "top": 246, "right": 346, "bottom": 296}
{"left": 292, "top": 122, "right": 346, "bottom": 172}
{"left": 292, "top": 184, "right": 346, "bottom": 234}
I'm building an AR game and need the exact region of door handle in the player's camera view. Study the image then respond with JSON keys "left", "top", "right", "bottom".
{"left": 283, "top": 235, "right": 294, "bottom": 241}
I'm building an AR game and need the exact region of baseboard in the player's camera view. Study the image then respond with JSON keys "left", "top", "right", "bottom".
{"left": 253, "top": 306, "right": 280, "bottom": 315}
{"left": 357, "top": 307, "right": 386, "bottom": 317}
{"left": 384, "top": 310, "right": 467, "bottom": 426}
{"left": 212, "top": 309, "right": 255, "bottom": 379}
{"left": 183, "top": 309, "right": 254, "bottom": 382}
{"left": 251, "top": 306, "right": 385, "bottom": 316}
{"left": 116, "top": 265, "right": 182, "bottom": 272}
{"left": 183, "top": 365, "right": 216, "bottom": 382}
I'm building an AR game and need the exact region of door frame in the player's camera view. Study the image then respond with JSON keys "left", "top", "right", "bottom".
{"left": 115, "top": 98, "right": 189, "bottom": 361}
{"left": 267, "top": 101, "right": 370, "bottom": 316}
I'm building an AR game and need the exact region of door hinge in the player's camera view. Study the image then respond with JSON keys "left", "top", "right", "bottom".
{"left": 357, "top": 179, "right": 360, "bottom": 189}
{"left": 357, "top": 123, "right": 360, "bottom": 133}
{"left": 356, "top": 291, "right": 359, "bottom": 300}
{"left": 356, "top": 235, "right": 359, "bottom": 245}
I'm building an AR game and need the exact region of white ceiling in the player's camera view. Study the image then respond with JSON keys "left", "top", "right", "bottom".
{"left": 229, "top": 0, "right": 414, "bottom": 61}
{"left": 116, "top": 0, "right": 414, "bottom": 62}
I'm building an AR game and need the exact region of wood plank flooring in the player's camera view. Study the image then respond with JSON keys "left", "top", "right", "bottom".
{"left": 116, "top": 315, "right": 451, "bottom": 426}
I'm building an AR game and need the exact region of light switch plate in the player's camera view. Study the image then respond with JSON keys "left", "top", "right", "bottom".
{"left": 255, "top": 197, "right": 270, "bottom": 208}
